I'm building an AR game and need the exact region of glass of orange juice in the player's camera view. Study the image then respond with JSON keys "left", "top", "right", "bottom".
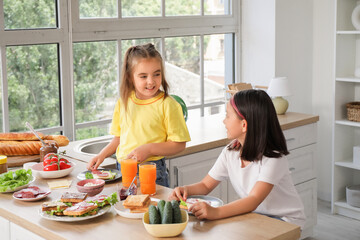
{"left": 139, "top": 162, "right": 156, "bottom": 195}
{"left": 120, "top": 159, "right": 138, "bottom": 188}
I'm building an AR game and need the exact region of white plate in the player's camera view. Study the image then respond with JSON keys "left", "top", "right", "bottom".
{"left": 39, "top": 205, "right": 111, "bottom": 222}
{"left": 13, "top": 188, "right": 51, "bottom": 202}
{"left": 1, "top": 175, "right": 36, "bottom": 193}
{"left": 114, "top": 198, "right": 159, "bottom": 219}
{"left": 32, "top": 162, "right": 75, "bottom": 179}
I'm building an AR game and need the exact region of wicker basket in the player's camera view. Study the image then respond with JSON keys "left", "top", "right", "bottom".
{"left": 347, "top": 102, "right": 360, "bottom": 122}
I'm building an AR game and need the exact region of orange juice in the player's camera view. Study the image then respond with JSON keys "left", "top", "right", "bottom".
{"left": 139, "top": 162, "right": 156, "bottom": 195}
{"left": 120, "top": 159, "right": 138, "bottom": 188}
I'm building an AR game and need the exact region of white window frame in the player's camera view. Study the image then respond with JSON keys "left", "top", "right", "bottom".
{"left": 0, "top": 0, "right": 241, "bottom": 141}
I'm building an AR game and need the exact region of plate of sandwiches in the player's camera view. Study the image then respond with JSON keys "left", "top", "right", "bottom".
{"left": 114, "top": 194, "right": 159, "bottom": 219}
{"left": 179, "top": 195, "right": 224, "bottom": 213}
{"left": 77, "top": 168, "right": 121, "bottom": 183}
{"left": 39, "top": 191, "right": 117, "bottom": 222}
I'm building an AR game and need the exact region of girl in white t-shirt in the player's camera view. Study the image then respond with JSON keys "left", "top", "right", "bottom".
{"left": 169, "top": 89, "right": 305, "bottom": 229}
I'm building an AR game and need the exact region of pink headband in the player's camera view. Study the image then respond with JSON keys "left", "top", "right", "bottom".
{"left": 230, "top": 97, "right": 246, "bottom": 120}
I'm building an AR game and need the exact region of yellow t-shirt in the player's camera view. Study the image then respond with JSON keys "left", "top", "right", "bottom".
{"left": 110, "top": 91, "right": 191, "bottom": 162}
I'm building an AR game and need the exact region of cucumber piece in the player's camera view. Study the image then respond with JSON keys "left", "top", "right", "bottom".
{"left": 162, "top": 201, "right": 173, "bottom": 224}
{"left": 149, "top": 205, "right": 161, "bottom": 224}
{"left": 171, "top": 200, "right": 182, "bottom": 223}
{"left": 158, "top": 200, "right": 166, "bottom": 218}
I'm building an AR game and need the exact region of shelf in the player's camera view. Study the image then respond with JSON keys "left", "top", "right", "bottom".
{"left": 335, "top": 119, "right": 360, "bottom": 127}
{"left": 336, "top": 77, "right": 360, "bottom": 83}
{"left": 334, "top": 200, "right": 360, "bottom": 221}
{"left": 337, "top": 30, "right": 360, "bottom": 34}
{"left": 335, "top": 161, "right": 360, "bottom": 170}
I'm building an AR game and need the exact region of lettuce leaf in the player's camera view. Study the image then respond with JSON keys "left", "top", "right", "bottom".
{"left": 0, "top": 169, "right": 32, "bottom": 192}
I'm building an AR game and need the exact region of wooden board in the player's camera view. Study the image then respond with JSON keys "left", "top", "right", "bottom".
{"left": 7, "top": 155, "right": 40, "bottom": 167}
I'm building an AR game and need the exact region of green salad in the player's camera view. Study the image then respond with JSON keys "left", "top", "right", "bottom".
{"left": 0, "top": 169, "right": 33, "bottom": 192}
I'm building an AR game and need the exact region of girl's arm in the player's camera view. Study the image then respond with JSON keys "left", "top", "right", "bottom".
{"left": 127, "top": 141, "right": 186, "bottom": 163}
{"left": 190, "top": 181, "right": 274, "bottom": 220}
{"left": 87, "top": 136, "right": 120, "bottom": 170}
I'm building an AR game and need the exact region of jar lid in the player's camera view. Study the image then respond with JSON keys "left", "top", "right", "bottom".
{"left": 0, "top": 155, "right": 7, "bottom": 164}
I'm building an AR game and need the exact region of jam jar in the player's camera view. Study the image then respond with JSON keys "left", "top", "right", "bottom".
{"left": 0, "top": 155, "right": 8, "bottom": 174}
{"left": 40, "top": 142, "right": 58, "bottom": 162}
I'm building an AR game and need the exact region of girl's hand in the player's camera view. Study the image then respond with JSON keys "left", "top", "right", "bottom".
{"left": 168, "top": 186, "right": 188, "bottom": 201}
{"left": 126, "top": 144, "right": 151, "bottom": 163}
{"left": 87, "top": 155, "right": 104, "bottom": 170}
{"left": 189, "top": 202, "right": 219, "bottom": 220}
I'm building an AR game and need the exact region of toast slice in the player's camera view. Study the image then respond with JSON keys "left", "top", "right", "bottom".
{"left": 42, "top": 200, "right": 68, "bottom": 215}
{"left": 61, "top": 192, "right": 87, "bottom": 203}
{"left": 123, "top": 194, "right": 150, "bottom": 208}
{"left": 63, "top": 202, "right": 98, "bottom": 216}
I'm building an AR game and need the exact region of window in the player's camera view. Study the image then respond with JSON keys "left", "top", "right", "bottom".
{"left": 0, "top": 0, "right": 239, "bottom": 140}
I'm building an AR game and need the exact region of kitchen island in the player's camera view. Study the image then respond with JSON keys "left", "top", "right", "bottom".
{"left": 0, "top": 160, "right": 300, "bottom": 240}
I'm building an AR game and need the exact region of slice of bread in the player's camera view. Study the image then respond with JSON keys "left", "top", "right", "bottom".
{"left": 61, "top": 192, "right": 87, "bottom": 203}
{"left": 123, "top": 194, "right": 150, "bottom": 208}
{"left": 63, "top": 202, "right": 98, "bottom": 216}
{"left": 42, "top": 200, "right": 68, "bottom": 215}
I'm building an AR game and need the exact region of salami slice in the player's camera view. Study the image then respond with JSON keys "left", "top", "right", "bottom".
{"left": 14, "top": 192, "right": 23, "bottom": 198}
{"left": 21, "top": 191, "right": 35, "bottom": 198}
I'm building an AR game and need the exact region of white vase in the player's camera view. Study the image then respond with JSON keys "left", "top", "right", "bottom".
{"left": 352, "top": 1, "right": 360, "bottom": 30}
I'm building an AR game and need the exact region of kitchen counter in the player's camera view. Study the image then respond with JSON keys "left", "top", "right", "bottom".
{"left": 61, "top": 112, "right": 319, "bottom": 166}
{"left": 0, "top": 160, "right": 301, "bottom": 240}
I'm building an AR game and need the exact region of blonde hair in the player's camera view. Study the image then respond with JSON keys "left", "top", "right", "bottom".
{"left": 120, "top": 43, "right": 169, "bottom": 111}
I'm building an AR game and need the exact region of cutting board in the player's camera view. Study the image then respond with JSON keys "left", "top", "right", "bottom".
{"left": 7, "top": 155, "right": 40, "bottom": 167}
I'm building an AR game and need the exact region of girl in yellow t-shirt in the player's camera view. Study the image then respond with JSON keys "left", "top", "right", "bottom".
{"left": 87, "top": 43, "right": 191, "bottom": 186}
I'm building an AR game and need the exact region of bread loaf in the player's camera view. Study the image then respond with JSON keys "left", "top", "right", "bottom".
{"left": 0, "top": 132, "right": 45, "bottom": 141}
{"left": 0, "top": 140, "right": 58, "bottom": 156}
{"left": 44, "top": 135, "right": 69, "bottom": 147}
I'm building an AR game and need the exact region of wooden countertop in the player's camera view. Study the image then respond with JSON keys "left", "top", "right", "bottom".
{"left": 60, "top": 111, "right": 319, "bottom": 165}
{"left": 0, "top": 160, "right": 300, "bottom": 240}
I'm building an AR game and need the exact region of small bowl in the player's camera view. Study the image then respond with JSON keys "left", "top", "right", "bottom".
{"left": 31, "top": 162, "right": 75, "bottom": 179}
{"left": 142, "top": 209, "right": 188, "bottom": 237}
{"left": 76, "top": 179, "right": 105, "bottom": 196}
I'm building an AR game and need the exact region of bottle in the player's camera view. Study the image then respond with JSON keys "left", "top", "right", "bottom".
{"left": 0, "top": 155, "right": 8, "bottom": 174}
{"left": 40, "top": 142, "right": 58, "bottom": 162}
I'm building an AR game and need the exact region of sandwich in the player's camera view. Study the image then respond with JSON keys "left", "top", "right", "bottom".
{"left": 42, "top": 200, "right": 69, "bottom": 216}
{"left": 61, "top": 192, "right": 87, "bottom": 206}
{"left": 122, "top": 194, "right": 150, "bottom": 213}
{"left": 91, "top": 170, "right": 116, "bottom": 180}
{"left": 179, "top": 198, "right": 212, "bottom": 210}
{"left": 86, "top": 192, "right": 118, "bottom": 208}
{"left": 63, "top": 201, "right": 98, "bottom": 217}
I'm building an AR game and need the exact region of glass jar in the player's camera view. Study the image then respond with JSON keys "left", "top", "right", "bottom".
{"left": 40, "top": 143, "right": 58, "bottom": 162}
{"left": 0, "top": 155, "right": 8, "bottom": 174}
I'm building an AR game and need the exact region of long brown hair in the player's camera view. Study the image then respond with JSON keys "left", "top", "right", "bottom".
{"left": 228, "top": 89, "right": 289, "bottom": 161}
{"left": 120, "top": 43, "right": 169, "bottom": 111}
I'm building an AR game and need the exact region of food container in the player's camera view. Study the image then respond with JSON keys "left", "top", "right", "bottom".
{"left": 40, "top": 142, "right": 58, "bottom": 162}
{"left": 142, "top": 210, "right": 188, "bottom": 237}
{"left": 0, "top": 155, "right": 8, "bottom": 174}
{"left": 76, "top": 179, "right": 105, "bottom": 196}
{"left": 346, "top": 185, "right": 360, "bottom": 207}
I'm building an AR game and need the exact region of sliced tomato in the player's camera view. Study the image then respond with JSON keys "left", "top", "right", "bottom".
{"left": 43, "top": 153, "right": 59, "bottom": 166}
{"left": 59, "top": 159, "right": 71, "bottom": 170}
{"left": 43, "top": 162, "right": 59, "bottom": 171}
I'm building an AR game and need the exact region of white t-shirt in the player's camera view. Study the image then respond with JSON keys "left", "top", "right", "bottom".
{"left": 208, "top": 147, "right": 306, "bottom": 229}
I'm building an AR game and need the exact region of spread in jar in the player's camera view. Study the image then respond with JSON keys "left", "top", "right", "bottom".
{"left": 0, "top": 155, "right": 8, "bottom": 174}
{"left": 40, "top": 143, "right": 58, "bottom": 162}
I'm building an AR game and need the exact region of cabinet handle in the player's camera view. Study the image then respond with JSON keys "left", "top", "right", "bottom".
{"left": 289, "top": 167, "right": 295, "bottom": 172}
{"left": 174, "top": 166, "right": 179, "bottom": 188}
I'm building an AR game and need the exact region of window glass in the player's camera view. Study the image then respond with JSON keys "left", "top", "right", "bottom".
{"left": 79, "top": 0, "right": 118, "bottom": 18}
{"left": 0, "top": 64, "right": 2, "bottom": 132}
{"left": 73, "top": 41, "right": 118, "bottom": 125}
{"left": 121, "top": 39, "right": 161, "bottom": 55}
{"left": 166, "top": 0, "right": 201, "bottom": 16}
{"left": 165, "top": 36, "right": 200, "bottom": 106}
{"left": 76, "top": 124, "right": 110, "bottom": 140}
{"left": 204, "top": 34, "right": 226, "bottom": 104}
{"left": 6, "top": 44, "right": 60, "bottom": 131}
{"left": 4, "top": 0, "right": 56, "bottom": 30}
{"left": 122, "top": 0, "right": 161, "bottom": 17}
{"left": 204, "top": 0, "right": 229, "bottom": 15}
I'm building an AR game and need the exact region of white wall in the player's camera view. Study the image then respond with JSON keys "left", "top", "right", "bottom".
{"left": 242, "top": 0, "right": 334, "bottom": 201}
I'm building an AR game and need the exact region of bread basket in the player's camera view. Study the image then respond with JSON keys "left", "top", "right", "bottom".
{"left": 346, "top": 102, "right": 360, "bottom": 122}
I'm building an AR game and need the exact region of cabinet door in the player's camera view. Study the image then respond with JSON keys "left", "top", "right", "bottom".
{"left": 10, "top": 223, "right": 45, "bottom": 240}
{"left": 287, "top": 144, "right": 316, "bottom": 185}
{"left": 0, "top": 216, "right": 10, "bottom": 240}
{"left": 169, "top": 147, "right": 227, "bottom": 202}
{"left": 295, "top": 178, "right": 317, "bottom": 240}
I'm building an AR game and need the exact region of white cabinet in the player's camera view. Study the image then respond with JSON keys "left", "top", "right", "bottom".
{"left": 332, "top": 0, "right": 360, "bottom": 221}
{"left": 169, "top": 122, "right": 317, "bottom": 239}
{"left": 0, "top": 216, "right": 10, "bottom": 240}
{"left": 0, "top": 217, "right": 44, "bottom": 240}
